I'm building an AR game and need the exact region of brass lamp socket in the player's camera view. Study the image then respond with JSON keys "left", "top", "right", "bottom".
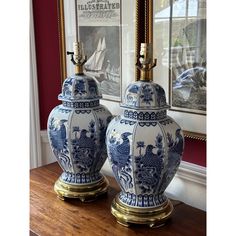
{"left": 137, "top": 43, "right": 156, "bottom": 81}
{"left": 75, "top": 65, "right": 84, "bottom": 75}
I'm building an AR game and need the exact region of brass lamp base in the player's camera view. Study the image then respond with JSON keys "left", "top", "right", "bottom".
{"left": 54, "top": 175, "right": 109, "bottom": 202}
{"left": 111, "top": 195, "right": 173, "bottom": 228}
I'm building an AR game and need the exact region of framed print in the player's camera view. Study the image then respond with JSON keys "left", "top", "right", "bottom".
{"left": 153, "top": 0, "right": 206, "bottom": 140}
{"left": 58, "top": 0, "right": 136, "bottom": 103}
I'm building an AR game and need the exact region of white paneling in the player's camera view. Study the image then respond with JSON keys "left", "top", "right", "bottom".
{"left": 166, "top": 161, "right": 206, "bottom": 210}
{"left": 40, "top": 130, "right": 57, "bottom": 165}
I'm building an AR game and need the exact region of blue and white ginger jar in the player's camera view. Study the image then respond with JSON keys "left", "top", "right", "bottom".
{"left": 106, "top": 80, "right": 184, "bottom": 208}
{"left": 47, "top": 74, "right": 112, "bottom": 192}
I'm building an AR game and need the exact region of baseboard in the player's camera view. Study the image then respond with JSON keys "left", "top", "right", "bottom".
{"left": 40, "top": 130, "right": 206, "bottom": 211}
{"left": 166, "top": 161, "right": 206, "bottom": 211}
{"left": 40, "top": 130, "right": 57, "bottom": 166}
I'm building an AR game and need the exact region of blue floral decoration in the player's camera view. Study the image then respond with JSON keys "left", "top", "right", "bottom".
{"left": 74, "top": 80, "right": 86, "bottom": 96}
{"left": 140, "top": 84, "right": 154, "bottom": 104}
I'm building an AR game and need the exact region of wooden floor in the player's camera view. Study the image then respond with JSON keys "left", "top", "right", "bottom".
{"left": 30, "top": 162, "right": 206, "bottom": 236}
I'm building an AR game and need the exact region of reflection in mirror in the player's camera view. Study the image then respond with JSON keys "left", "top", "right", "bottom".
{"left": 154, "top": 0, "right": 206, "bottom": 114}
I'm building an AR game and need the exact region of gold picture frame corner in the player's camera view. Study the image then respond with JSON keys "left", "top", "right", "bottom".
{"left": 183, "top": 130, "right": 206, "bottom": 141}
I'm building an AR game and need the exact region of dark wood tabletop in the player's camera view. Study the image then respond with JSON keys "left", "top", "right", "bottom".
{"left": 30, "top": 162, "right": 206, "bottom": 236}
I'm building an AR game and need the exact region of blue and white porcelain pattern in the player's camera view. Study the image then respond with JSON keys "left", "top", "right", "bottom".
{"left": 122, "top": 81, "right": 169, "bottom": 109}
{"left": 59, "top": 75, "right": 101, "bottom": 101}
{"left": 48, "top": 74, "right": 112, "bottom": 185}
{"left": 106, "top": 80, "right": 184, "bottom": 208}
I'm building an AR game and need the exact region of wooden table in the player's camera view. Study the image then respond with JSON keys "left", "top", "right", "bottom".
{"left": 30, "top": 163, "right": 206, "bottom": 236}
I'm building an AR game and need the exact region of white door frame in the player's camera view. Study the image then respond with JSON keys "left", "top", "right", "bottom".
{"left": 30, "top": 0, "right": 42, "bottom": 169}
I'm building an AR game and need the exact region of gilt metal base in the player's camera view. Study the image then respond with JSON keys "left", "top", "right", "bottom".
{"left": 111, "top": 195, "right": 173, "bottom": 228}
{"left": 54, "top": 175, "right": 109, "bottom": 202}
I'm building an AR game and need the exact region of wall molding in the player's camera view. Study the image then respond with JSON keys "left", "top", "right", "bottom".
{"left": 41, "top": 130, "right": 50, "bottom": 143}
{"left": 166, "top": 161, "right": 206, "bottom": 211}
{"left": 40, "top": 130, "right": 206, "bottom": 210}
{"left": 177, "top": 161, "right": 206, "bottom": 186}
{"left": 30, "top": 0, "right": 42, "bottom": 169}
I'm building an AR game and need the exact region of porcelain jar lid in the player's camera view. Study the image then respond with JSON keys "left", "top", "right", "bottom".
{"left": 121, "top": 81, "right": 170, "bottom": 110}
{"left": 58, "top": 74, "right": 102, "bottom": 102}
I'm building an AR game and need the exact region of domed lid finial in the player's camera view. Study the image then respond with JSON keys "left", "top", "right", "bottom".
{"left": 136, "top": 43, "right": 157, "bottom": 81}
{"left": 67, "top": 42, "right": 87, "bottom": 75}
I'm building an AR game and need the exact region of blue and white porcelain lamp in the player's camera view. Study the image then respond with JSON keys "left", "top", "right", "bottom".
{"left": 47, "top": 42, "right": 112, "bottom": 201}
{"left": 106, "top": 43, "right": 185, "bottom": 227}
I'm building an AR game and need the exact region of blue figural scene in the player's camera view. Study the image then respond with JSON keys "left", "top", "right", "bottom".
{"left": 71, "top": 122, "right": 96, "bottom": 172}
{"left": 107, "top": 126, "right": 184, "bottom": 207}
{"left": 48, "top": 74, "right": 112, "bottom": 185}
{"left": 48, "top": 117, "right": 71, "bottom": 170}
{"left": 135, "top": 134, "right": 164, "bottom": 194}
{"left": 108, "top": 132, "right": 133, "bottom": 190}
{"left": 106, "top": 80, "right": 184, "bottom": 208}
